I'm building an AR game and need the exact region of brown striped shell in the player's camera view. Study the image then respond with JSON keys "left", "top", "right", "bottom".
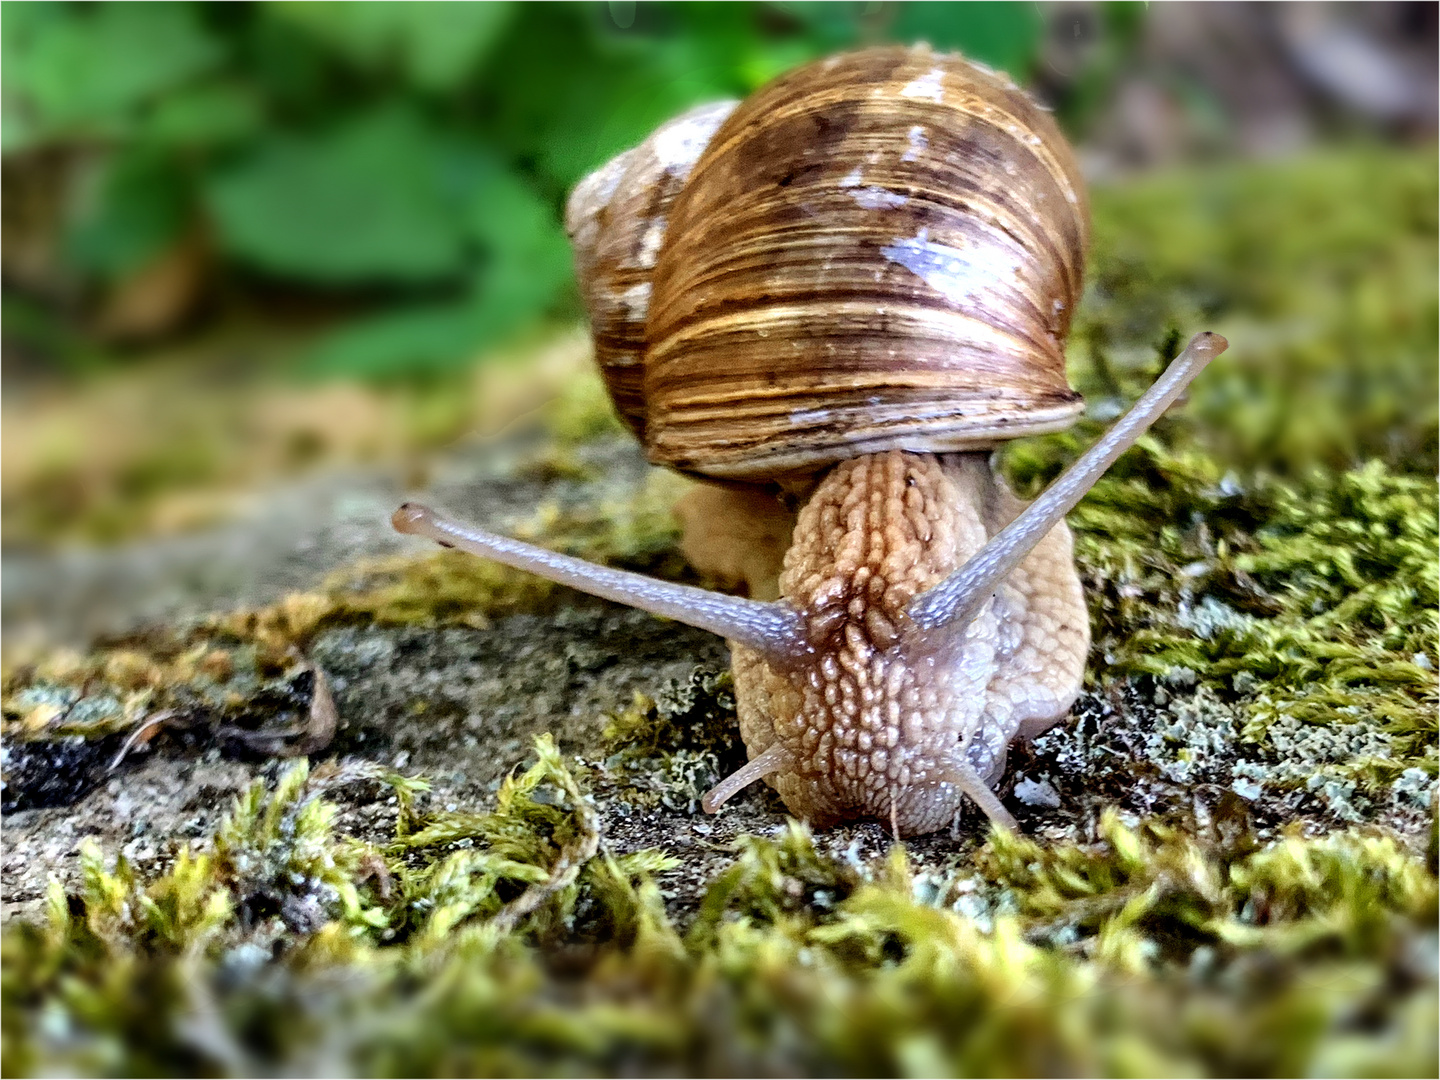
{"left": 566, "top": 45, "right": 1089, "bottom": 481}
{"left": 565, "top": 99, "right": 739, "bottom": 439}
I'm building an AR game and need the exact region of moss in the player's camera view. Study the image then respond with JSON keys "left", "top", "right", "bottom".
{"left": 687, "top": 820, "right": 859, "bottom": 944}
{"left": 1010, "top": 441, "right": 1439, "bottom": 799}
{"left": 994, "top": 145, "right": 1439, "bottom": 792}
{"left": 1077, "top": 454, "right": 1434, "bottom": 748}
{"left": 0, "top": 736, "right": 684, "bottom": 1075}
{"left": 4, "top": 738, "right": 1434, "bottom": 1076}
{"left": 603, "top": 668, "right": 738, "bottom": 759}
{"left": 599, "top": 667, "right": 748, "bottom": 814}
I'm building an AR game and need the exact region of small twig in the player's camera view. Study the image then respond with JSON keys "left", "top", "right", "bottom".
{"left": 292, "top": 660, "right": 338, "bottom": 757}
{"left": 107, "top": 710, "right": 175, "bottom": 773}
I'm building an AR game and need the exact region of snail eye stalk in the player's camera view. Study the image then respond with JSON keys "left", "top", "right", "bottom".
{"left": 390, "top": 503, "right": 809, "bottom": 662}
{"left": 908, "top": 332, "right": 1226, "bottom": 634}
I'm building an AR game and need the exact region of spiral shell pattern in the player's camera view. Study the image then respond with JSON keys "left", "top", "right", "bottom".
{"left": 565, "top": 100, "right": 738, "bottom": 439}
{"left": 571, "top": 45, "right": 1090, "bottom": 480}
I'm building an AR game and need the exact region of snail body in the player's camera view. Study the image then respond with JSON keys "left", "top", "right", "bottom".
{"left": 395, "top": 46, "right": 1225, "bottom": 836}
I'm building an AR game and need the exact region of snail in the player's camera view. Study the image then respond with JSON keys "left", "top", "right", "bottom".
{"left": 393, "top": 46, "right": 1226, "bottom": 837}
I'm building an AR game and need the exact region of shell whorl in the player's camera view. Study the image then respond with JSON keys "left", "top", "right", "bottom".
{"left": 565, "top": 100, "right": 739, "bottom": 439}
{"left": 570, "top": 45, "right": 1090, "bottom": 481}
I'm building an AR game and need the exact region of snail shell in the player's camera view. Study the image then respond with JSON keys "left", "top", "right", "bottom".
{"left": 567, "top": 45, "right": 1089, "bottom": 482}
{"left": 565, "top": 99, "right": 739, "bottom": 439}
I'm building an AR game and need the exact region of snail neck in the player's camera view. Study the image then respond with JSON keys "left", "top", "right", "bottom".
{"left": 674, "top": 450, "right": 996, "bottom": 614}
{"left": 780, "top": 450, "right": 992, "bottom": 655}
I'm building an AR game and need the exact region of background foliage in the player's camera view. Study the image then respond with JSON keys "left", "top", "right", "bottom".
{"left": 3, "top": 1, "right": 1071, "bottom": 377}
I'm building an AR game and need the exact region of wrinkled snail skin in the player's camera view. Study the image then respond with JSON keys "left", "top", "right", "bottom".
{"left": 396, "top": 45, "right": 1227, "bottom": 837}
{"left": 727, "top": 449, "right": 1089, "bottom": 836}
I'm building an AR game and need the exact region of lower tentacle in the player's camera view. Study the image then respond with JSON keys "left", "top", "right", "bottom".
{"left": 938, "top": 752, "right": 1018, "bottom": 832}
{"left": 701, "top": 743, "right": 793, "bottom": 814}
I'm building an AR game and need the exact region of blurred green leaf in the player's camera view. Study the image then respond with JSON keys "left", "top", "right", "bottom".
{"left": 207, "top": 106, "right": 469, "bottom": 283}
{"left": 468, "top": 166, "right": 574, "bottom": 312}
{"left": 138, "top": 82, "right": 264, "bottom": 149}
{"left": 305, "top": 162, "right": 574, "bottom": 378}
{"left": 666, "top": 4, "right": 822, "bottom": 91}
{"left": 271, "top": 0, "right": 514, "bottom": 92}
{"left": 65, "top": 149, "right": 191, "bottom": 280}
{"left": 302, "top": 301, "right": 488, "bottom": 379}
{"left": 772, "top": 2, "right": 868, "bottom": 50}
{"left": 241, "top": 6, "right": 340, "bottom": 117}
{"left": 2, "top": 1, "right": 222, "bottom": 147}
{"left": 888, "top": 2, "right": 1042, "bottom": 77}
{"left": 477, "top": 6, "right": 748, "bottom": 191}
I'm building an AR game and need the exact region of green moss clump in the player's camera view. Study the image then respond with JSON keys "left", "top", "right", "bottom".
{"left": 1001, "top": 443, "right": 1437, "bottom": 814}
{"left": 4, "top": 737, "right": 1434, "bottom": 1077}
{"left": 1061, "top": 453, "right": 1438, "bottom": 773}
{"left": 993, "top": 146, "right": 1439, "bottom": 794}
{"left": 2, "top": 736, "right": 684, "bottom": 1075}
{"left": 602, "top": 668, "right": 738, "bottom": 759}
{"left": 688, "top": 820, "right": 859, "bottom": 942}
